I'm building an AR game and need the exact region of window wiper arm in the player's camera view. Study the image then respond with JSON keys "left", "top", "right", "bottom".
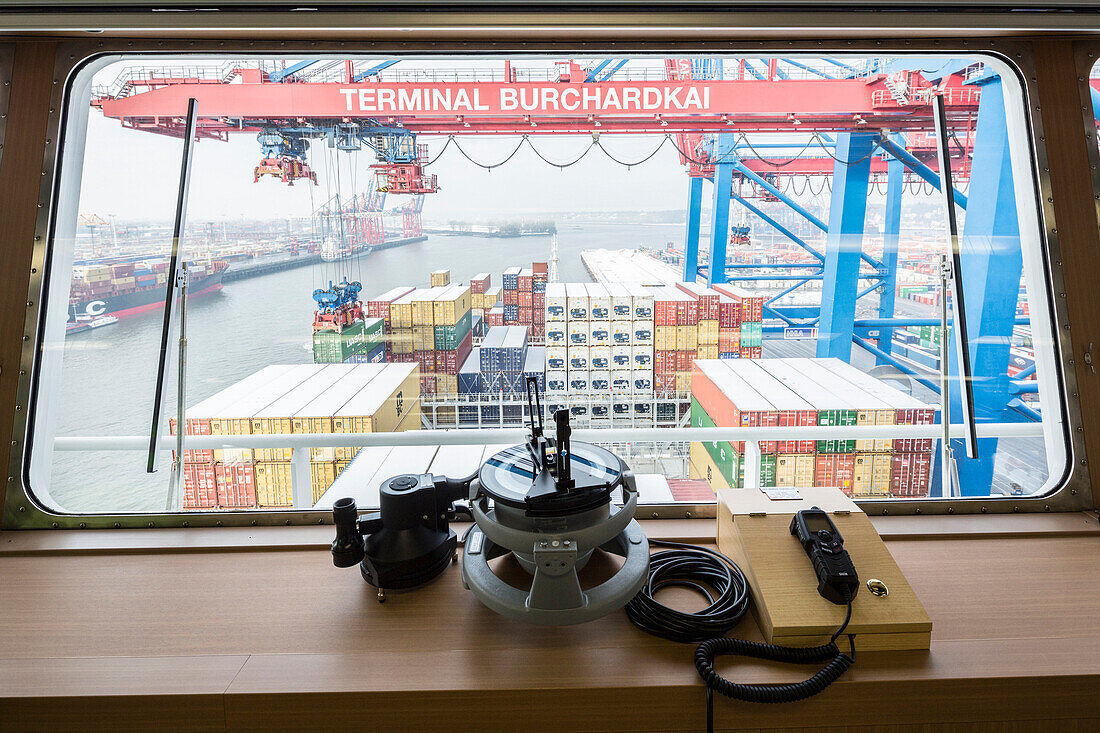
{"left": 933, "top": 92, "right": 979, "bottom": 461}
{"left": 147, "top": 99, "right": 199, "bottom": 504}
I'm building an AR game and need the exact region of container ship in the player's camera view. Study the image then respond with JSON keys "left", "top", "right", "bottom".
{"left": 68, "top": 255, "right": 229, "bottom": 320}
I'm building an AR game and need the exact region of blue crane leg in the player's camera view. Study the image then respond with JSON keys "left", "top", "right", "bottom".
{"left": 946, "top": 76, "right": 1023, "bottom": 496}
{"left": 707, "top": 134, "right": 737, "bottom": 286}
{"left": 683, "top": 177, "right": 704, "bottom": 283}
{"left": 816, "top": 132, "right": 877, "bottom": 360}
{"left": 877, "top": 143, "right": 904, "bottom": 364}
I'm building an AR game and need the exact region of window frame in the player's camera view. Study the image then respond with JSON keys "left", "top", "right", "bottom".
{"left": 2, "top": 37, "right": 1089, "bottom": 530}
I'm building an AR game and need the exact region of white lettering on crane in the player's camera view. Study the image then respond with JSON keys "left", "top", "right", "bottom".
{"left": 499, "top": 88, "right": 519, "bottom": 110}
{"left": 583, "top": 86, "right": 600, "bottom": 111}
{"left": 358, "top": 88, "right": 376, "bottom": 111}
{"left": 398, "top": 88, "right": 422, "bottom": 111}
{"left": 474, "top": 89, "right": 490, "bottom": 111}
{"left": 643, "top": 87, "right": 662, "bottom": 109}
{"left": 560, "top": 87, "right": 581, "bottom": 111}
{"left": 339, "top": 88, "right": 357, "bottom": 111}
{"left": 519, "top": 88, "right": 539, "bottom": 111}
{"left": 684, "top": 86, "right": 704, "bottom": 110}
{"left": 603, "top": 88, "right": 621, "bottom": 110}
{"left": 453, "top": 88, "right": 474, "bottom": 111}
{"left": 431, "top": 89, "right": 452, "bottom": 111}
{"left": 541, "top": 87, "right": 560, "bottom": 111}
{"left": 663, "top": 86, "right": 684, "bottom": 109}
{"left": 377, "top": 88, "right": 396, "bottom": 111}
{"left": 622, "top": 87, "right": 641, "bottom": 110}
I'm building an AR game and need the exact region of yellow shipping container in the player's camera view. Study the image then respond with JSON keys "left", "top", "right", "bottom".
{"left": 413, "top": 288, "right": 442, "bottom": 326}
{"left": 697, "top": 320, "right": 719, "bottom": 346}
{"left": 311, "top": 460, "right": 339, "bottom": 503}
{"left": 433, "top": 285, "right": 472, "bottom": 325}
{"left": 331, "top": 364, "right": 421, "bottom": 460}
{"left": 675, "top": 371, "right": 693, "bottom": 393}
{"left": 255, "top": 461, "right": 293, "bottom": 507}
{"left": 676, "top": 325, "right": 698, "bottom": 351}
{"left": 655, "top": 326, "right": 677, "bottom": 351}
{"left": 437, "top": 374, "right": 458, "bottom": 395}
{"left": 413, "top": 325, "right": 435, "bottom": 351}
{"left": 430, "top": 269, "right": 451, "bottom": 287}
{"left": 690, "top": 442, "right": 732, "bottom": 491}
{"left": 776, "top": 454, "right": 815, "bottom": 487}
{"left": 250, "top": 415, "right": 293, "bottom": 461}
{"left": 389, "top": 295, "right": 415, "bottom": 329}
{"left": 114, "top": 276, "right": 136, "bottom": 286}
{"left": 696, "top": 345, "right": 719, "bottom": 360}
{"left": 856, "top": 409, "right": 896, "bottom": 452}
{"left": 390, "top": 328, "right": 414, "bottom": 354}
{"left": 852, "top": 453, "right": 892, "bottom": 497}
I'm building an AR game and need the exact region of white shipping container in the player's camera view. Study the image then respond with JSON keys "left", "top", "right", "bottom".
{"left": 633, "top": 320, "right": 655, "bottom": 346}
{"left": 611, "top": 320, "right": 633, "bottom": 346}
{"left": 589, "top": 320, "right": 611, "bottom": 347}
{"left": 611, "top": 345, "right": 633, "bottom": 369}
{"left": 590, "top": 346, "right": 611, "bottom": 370}
{"left": 590, "top": 369, "right": 611, "bottom": 391}
{"left": 568, "top": 369, "right": 590, "bottom": 392}
{"left": 609, "top": 283, "right": 633, "bottom": 319}
{"left": 568, "top": 346, "right": 590, "bottom": 370}
{"left": 612, "top": 369, "right": 632, "bottom": 393}
{"left": 632, "top": 369, "right": 654, "bottom": 393}
{"left": 632, "top": 286, "right": 655, "bottom": 320}
{"left": 545, "top": 323, "right": 567, "bottom": 346}
{"left": 632, "top": 345, "right": 654, "bottom": 370}
{"left": 545, "top": 283, "right": 567, "bottom": 322}
{"left": 586, "top": 283, "right": 610, "bottom": 320}
{"left": 546, "top": 346, "right": 567, "bottom": 371}
{"left": 568, "top": 321, "right": 589, "bottom": 347}
{"left": 566, "top": 283, "right": 589, "bottom": 321}
{"left": 546, "top": 369, "right": 568, "bottom": 393}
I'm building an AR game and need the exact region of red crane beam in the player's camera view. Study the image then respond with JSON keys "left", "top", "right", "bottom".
{"left": 96, "top": 77, "right": 980, "bottom": 137}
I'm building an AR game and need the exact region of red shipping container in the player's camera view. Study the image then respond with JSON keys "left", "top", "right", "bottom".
{"left": 667, "top": 478, "right": 715, "bottom": 502}
{"left": 420, "top": 376, "right": 437, "bottom": 395}
{"left": 675, "top": 282, "right": 720, "bottom": 320}
{"left": 814, "top": 454, "right": 856, "bottom": 494}
{"left": 519, "top": 291, "right": 533, "bottom": 308}
{"left": 718, "top": 328, "right": 740, "bottom": 354}
{"left": 655, "top": 299, "right": 677, "bottom": 326}
{"left": 487, "top": 308, "right": 504, "bottom": 326}
{"left": 676, "top": 299, "right": 699, "bottom": 326}
{"left": 470, "top": 274, "right": 490, "bottom": 294}
{"left": 532, "top": 291, "right": 545, "bottom": 308}
{"left": 518, "top": 306, "right": 532, "bottom": 324}
{"left": 775, "top": 410, "right": 817, "bottom": 454}
{"left": 718, "top": 296, "right": 741, "bottom": 328}
{"left": 739, "top": 346, "right": 762, "bottom": 359}
{"left": 416, "top": 350, "right": 435, "bottom": 373}
{"left": 895, "top": 408, "right": 936, "bottom": 453}
{"left": 435, "top": 331, "right": 475, "bottom": 375}
{"left": 532, "top": 261, "right": 548, "bottom": 275}
{"left": 518, "top": 273, "right": 533, "bottom": 291}
{"left": 530, "top": 323, "right": 545, "bottom": 338}
{"left": 503, "top": 290, "right": 518, "bottom": 306}
{"left": 215, "top": 462, "right": 257, "bottom": 508}
{"left": 891, "top": 452, "right": 932, "bottom": 497}
{"left": 171, "top": 415, "right": 214, "bottom": 463}
{"left": 183, "top": 464, "right": 218, "bottom": 509}
{"left": 656, "top": 350, "right": 677, "bottom": 375}
{"left": 676, "top": 350, "right": 693, "bottom": 372}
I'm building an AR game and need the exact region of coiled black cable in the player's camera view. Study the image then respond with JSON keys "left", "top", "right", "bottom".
{"left": 624, "top": 539, "right": 750, "bottom": 642}
{"left": 625, "top": 539, "right": 856, "bottom": 733}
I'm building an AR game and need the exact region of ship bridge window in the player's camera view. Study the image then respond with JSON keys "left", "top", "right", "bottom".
{"left": 12, "top": 50, "right": 1075, "bottom": 527}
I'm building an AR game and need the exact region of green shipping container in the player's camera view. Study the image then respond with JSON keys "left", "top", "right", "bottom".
{"left": 312, "top": 320, "right": 374, "bottom": 364}
{"left": 434, "top": 310, "right": 472, "bottom": 350}
{"left": 690, "top": 397, "right": 739, "bottom": 487}
{"left": 817, "top": 408, "right": 857, "bottom": 453}
{"left": 735, "top": 451, "right": 777, "bottom": 488}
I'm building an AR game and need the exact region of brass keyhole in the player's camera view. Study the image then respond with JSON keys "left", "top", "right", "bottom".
{"left": 867, "top": 579, "right": 889, "bottom": 598}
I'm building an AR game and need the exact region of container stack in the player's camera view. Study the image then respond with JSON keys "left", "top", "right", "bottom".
{"left": 688, "top": 358, "right": 935, "bottom": 498}
{"left": 171, "top": 363, "right": 421, "bottom": 509}
{"left": 544, "top": 282, "right": 654, "bottom": 396}
{"left": 365, "top": 286, "right": 416, "bottom": 333}
{"left": 430, "top": 269, "right": 451, "bottom": 287}
{"left": 478, "top": 325, "right": 530, "bottom": 395}
{"left": 711, "top": 283, "right": 765, "bottom": 359}
{"left": 498, "top": 263, "right": 549, "bottom": 335}
{"left": 312, "top": 317, "right": 386, "bottom": 364}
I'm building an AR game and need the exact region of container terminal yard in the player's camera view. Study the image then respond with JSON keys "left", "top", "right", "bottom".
{"left": 51, "top": 54, "right": 1051, "bottom": 513}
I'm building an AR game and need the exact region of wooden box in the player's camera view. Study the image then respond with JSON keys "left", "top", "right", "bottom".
{"left": 716, "top": 486, "right": 932, "bottom": 651}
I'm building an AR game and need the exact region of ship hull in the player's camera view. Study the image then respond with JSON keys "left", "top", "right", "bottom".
{"left": 70, "top": 273, "right": 224, "bottom": 320}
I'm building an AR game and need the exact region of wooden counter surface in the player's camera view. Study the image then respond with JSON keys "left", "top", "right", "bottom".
{"left": 2, "top": 518, "right": 1100, "bottom": 731}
